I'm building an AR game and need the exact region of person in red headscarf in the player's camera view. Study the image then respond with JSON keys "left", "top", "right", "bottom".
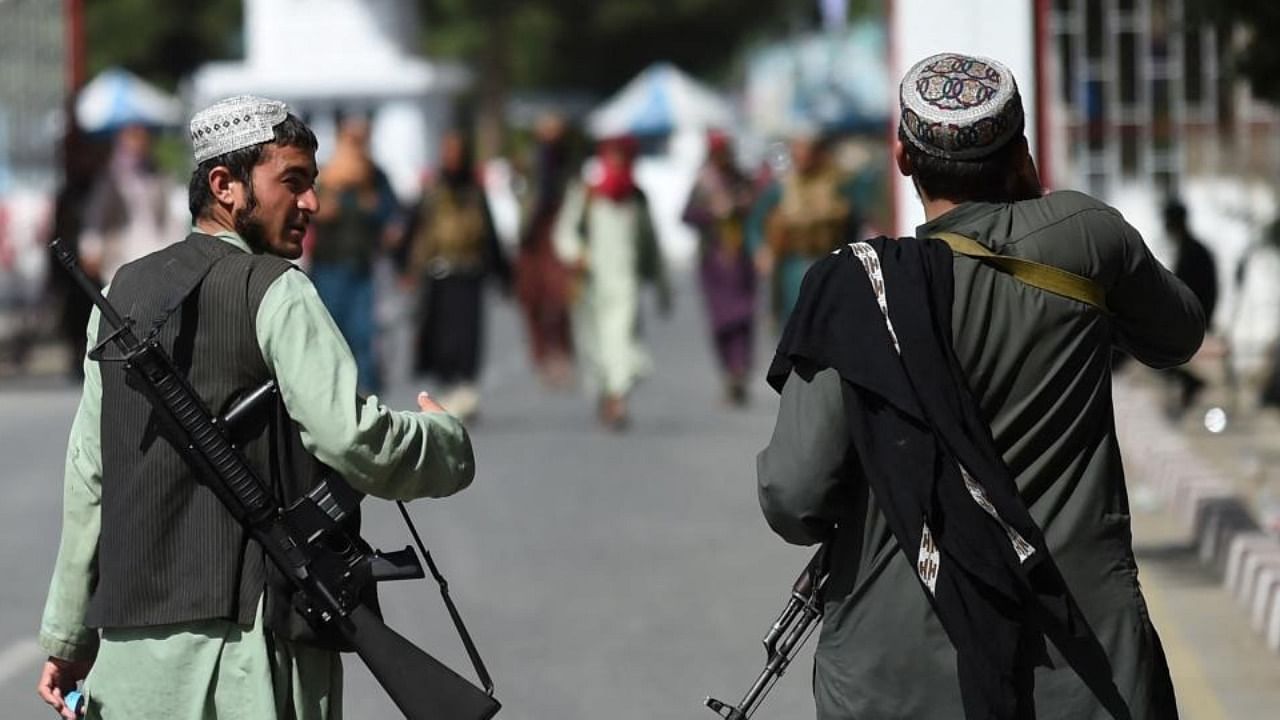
{"left": 683, "top": 130, "right": 758, "bottom": 406}
{"left": 553, "top": 135, "right": 669, "bottom": 430}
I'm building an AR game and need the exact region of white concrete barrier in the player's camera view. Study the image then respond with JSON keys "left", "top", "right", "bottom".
{"left": 1234, "top": 545, "right": 1280, "bottom": 611}
{"left": 1225, "top": 533, "right": 1279, "bottom": 597}
{"left": 1171, "top": 478, "right": 1235, "bottom": 529}
{"left": 1250, "top": 562, "right": 1280, "bottom": 633}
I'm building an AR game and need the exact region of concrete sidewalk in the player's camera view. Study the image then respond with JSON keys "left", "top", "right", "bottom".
{"left": 1118, "top": 370, "right": 1280, "bottom": 719}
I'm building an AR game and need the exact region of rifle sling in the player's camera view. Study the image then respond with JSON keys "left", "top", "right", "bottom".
{"left": 932, "top": 231, "right": 1109, "bottom": 313}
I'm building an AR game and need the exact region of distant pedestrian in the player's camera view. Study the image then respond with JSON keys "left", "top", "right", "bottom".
{"left": 1163, "top": 198, "right": 1217, "bottom": 415}
{"left": 555, "top": 136, "right": 669, "bottom": 430}
{"left": 683, "top": 130, "right": 757, "bottom": 406}
{"left": 515, "top": 114, "right": 576, "bottom": 387}
{"left": 312, "top": 112, "right": 400, "bottom": 394}
{"left": 78, "top": 123, "right": 182, "bottom": 286}
{"left": 47, "top": 103, "right": 107, "bottom": 378}
{"left": 759, "top": 53, "right": 1201, "bottom": 719}
{"left": 746, "top": 129, "right": 861, "bottom": 327}
{"left": 403, "top": 130, "right": 510, "bottom": 421}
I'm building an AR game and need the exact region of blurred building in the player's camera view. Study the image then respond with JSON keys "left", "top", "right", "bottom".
{"left": 1048, "top": 0, "right": 1280, "bottom": 198}
{"left": 189, "top": 0, "right": 469, "bottom": 200}
{"left": 1048, "top": 0, "right": 1280, "bottom": 349}
{"left": 0, "top": 0, "right": 66, "bottom": 191}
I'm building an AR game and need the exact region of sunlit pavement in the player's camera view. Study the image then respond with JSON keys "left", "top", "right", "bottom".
{"left": 2, "top": 271, "right": 1278, "bottom": 719}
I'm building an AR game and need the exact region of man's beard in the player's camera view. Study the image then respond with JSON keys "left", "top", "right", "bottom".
{"left": 232, "top": 185, "right": 267, "bottom": 250}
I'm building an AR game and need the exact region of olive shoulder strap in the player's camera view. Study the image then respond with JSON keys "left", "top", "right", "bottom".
{"left": 932, "top": 231, "right": 1108, "bottom": 313}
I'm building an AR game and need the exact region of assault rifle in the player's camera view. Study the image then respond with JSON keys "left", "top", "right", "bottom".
{"left": 704, "top": 546, "right": 828, "bottom": 720}
{"left": 51, "top": 239, "right": 499, "bottom": 720}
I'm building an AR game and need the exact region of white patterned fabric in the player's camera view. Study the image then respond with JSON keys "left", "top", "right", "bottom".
{"left": 847, "top": 242, "right": 900, "bottom": 353}
{"left": 847, "top": 242, "right": 1034, "bottom": 594}
{"left": 190, "top": 96, "right": 290, "bottom": 164}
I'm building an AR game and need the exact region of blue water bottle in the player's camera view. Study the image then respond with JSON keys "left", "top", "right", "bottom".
{"left": 64, "top": 689, "right": 84, "bottom": 716}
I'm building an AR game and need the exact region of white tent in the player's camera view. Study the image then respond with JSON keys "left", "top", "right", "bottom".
{"left": 76, "top": 67, "right": 183, "bottom": 133}
{"left": 586, "top": 62, "right": 734, "bottom": 138}
{"left": 189, "top": 0, "right": 469, "bottom": 201}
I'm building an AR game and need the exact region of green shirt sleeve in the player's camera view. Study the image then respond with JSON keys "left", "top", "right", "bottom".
{"left": 256, "top": 269, "right": 475, "bottom": 500}
{"left": 1107, "top": 214, "right": 1207, "bottom": 368}
{"left": 758, "top": 366, "right": 851, "bottom": 546}
{"left": 39, "top": 305, "right": 104, "bottom": 661}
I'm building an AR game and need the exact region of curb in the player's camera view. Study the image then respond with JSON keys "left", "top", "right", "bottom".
{"left": 1116, "top": 379, "right": 1280, "bottom": 657}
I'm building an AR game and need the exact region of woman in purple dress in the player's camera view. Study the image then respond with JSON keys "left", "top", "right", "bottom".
{"left": 683, "top": 132, "right": 759, "bottom": 405}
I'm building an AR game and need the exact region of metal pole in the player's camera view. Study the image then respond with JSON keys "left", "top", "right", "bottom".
{"left": 65, "top": 0, "right": 85, "bottom": 90}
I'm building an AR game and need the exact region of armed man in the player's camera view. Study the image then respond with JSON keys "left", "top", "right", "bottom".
{"left": 36, "top": 96, "right": 478, "bottom": 719}
{"left": 757, "top": 54, "right": 1204, "bottom": 719}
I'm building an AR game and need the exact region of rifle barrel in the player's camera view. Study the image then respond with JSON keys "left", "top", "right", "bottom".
{"left": 50, "top": 239, "right": 132, "bottom": 340}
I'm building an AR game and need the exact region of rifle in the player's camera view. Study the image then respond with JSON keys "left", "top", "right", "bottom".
{"left": 51, "top": 239, "right": 499, "bottom": 720}
{"left": 704, "top": 546, "right": 828, "bottom": 720}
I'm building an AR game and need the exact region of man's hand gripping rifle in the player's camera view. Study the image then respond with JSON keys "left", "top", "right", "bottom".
{"left": 704, "top": 546, "right": 828, "bottom": 720}
{"left": 50, "top": 239, "right": 499, "bottom": 720}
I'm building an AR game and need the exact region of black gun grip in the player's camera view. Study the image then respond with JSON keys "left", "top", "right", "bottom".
{"left": 370, "top": 547, "right": 426, "bottom": 583}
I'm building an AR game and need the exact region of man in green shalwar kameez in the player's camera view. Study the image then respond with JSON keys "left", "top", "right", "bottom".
{"left": 36, "top": 96, "right": 478, "bottom": 720}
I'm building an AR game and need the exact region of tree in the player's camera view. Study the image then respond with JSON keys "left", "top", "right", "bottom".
{"left": 418, "top": 0, "right": 800, "bottom": 156}
{"left": 1186, "top": 0, "right": 1280, "bottom": 104}
{"left": 84, "top": 0, "right": 242, "bottom": 91}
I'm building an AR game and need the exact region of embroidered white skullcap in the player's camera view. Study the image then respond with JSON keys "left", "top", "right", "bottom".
{"left": 899, "top": 53, "right": 1024, "bottom": 161}
{"left": 189, "top": 95, "right": 290, "bottom": 164}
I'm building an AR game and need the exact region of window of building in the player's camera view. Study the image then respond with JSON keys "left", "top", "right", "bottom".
{"left": 1150, "top": 0, "right": 1170, "bottom": 59}
{"left": 1086, "top": 0, "right": 1105, "bottom": 59}
{"left": 1119, "top": 32, "right": 1138, "bottom": 106}
{"left": 1058, "top": 33, "right": 1074, "bottom": 104}
{"left": 1184, "top": 28, "right": 1203, "bottom": 105}
{"left": 1086, "top": 80, "right": 1107, "bottom": 151}
{"left": 1120, "top": 124, "right": 1142, "bottom": 174}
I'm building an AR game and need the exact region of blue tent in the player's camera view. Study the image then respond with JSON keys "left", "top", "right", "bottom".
{"left": 587, "top": 63, "right": 734, "bottom": 138}
{"left": 75, "top": 67, "right": 182, "bottom": 133}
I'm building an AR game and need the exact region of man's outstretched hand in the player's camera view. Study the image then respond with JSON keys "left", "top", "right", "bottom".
{"left": 37, "top": 656, "right": 92, "bottom": 719}
{"left": 418, "top": 391, "right": 447, "bottom": 414}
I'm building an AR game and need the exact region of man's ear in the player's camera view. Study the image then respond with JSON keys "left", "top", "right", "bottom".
{"left": 894, "top": 140, "right": 913, "bottom": 178}
{"left": 207, "top": 166, "right": 238, "bottom": 208}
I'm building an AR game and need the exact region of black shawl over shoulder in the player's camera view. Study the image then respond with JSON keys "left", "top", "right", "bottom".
{"left": 767, "top": 236, "right": 1128, "bottom": 720}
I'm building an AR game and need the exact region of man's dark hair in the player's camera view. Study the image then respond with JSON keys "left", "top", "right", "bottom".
{"left": 899, "top": 126, "right": 1024, "bottom": 204}
{"left": 187, "top": 113, "right": 318, "bottom": 219}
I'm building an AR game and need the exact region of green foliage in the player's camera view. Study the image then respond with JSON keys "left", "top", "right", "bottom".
{"left": 418, "top": 0, "right": 796, "bottom": 92}
{"left": 1186, "top": 0, "right": 1280, "bottom": 104}
{"left": 84, "top": 0, "right": 243, "bottom": 91}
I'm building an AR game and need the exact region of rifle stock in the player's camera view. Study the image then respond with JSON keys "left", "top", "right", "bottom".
{"left": 346, "top": 605, "right": 501, "bottom": 720}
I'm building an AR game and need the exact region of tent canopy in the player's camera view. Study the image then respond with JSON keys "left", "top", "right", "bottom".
{"left": 76, "top": 67, "right": 182, "bottom": 133}
{"left": 587, "top": 62, "right": 734, "bottom": 139}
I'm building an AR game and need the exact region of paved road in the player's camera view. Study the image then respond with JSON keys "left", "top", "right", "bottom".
{"left": 0, "top": 274, "right": 816, "bottom": 720}
{"left": 2, "top": 270, "right": 1278, "bottom": 719}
